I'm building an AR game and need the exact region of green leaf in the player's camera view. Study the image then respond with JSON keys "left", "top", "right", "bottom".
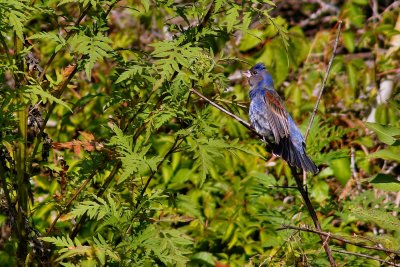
{"left": 350, "top": 207, "right": 400, "bottom": 232}
{"left": 226, "top": 5, "right": 239, "bottom": 33}
{"left": 369, "top": 149, "right": 400, "bottom": 162}
{"left": 330, "top": 157, "right": 351, "bottom": 185}
{"left": 58, "top": 0, "right": 98, "bottom": 8}
{"left": 69, "top": 32, "right": 113, "bottom": 79}
{"left": 29, "top": 32, "right": 67, "bottom": 53}
{"left": 141, "top": 0, "right": 150, "bottom": 12}
{"left": 133, "top": 225, "right": 193, "bottom": 266}
{"left": 311, "top": 181, "right": 329, "bottom": 202}
{"left": 365, "top": 122, "right": 400, "bottom": 145}
{"left": 369, "top": 173, "right": 400, "bottom": 192}
{"left": 239, "top": 29, "right": 263, "bottom": 51}
{"left": 27, "top": 85, "right": 72, "bottom": 112}
{"left": 343, "top": 31, "right": 355, "bottom": 53}
{"left": 9, "top": 12, "right": 24, "bottom": 41}
{"left": 346, "top": 62, "right": 357, "bottom": 90}
{"left": 115, "top": 65, "right": 145, "bottom": 83}
{"left": 108, "top": 124, "right": 162, "bottom": 183}
{"left": 191, "top": 252, "right": 217, "bottom": 266}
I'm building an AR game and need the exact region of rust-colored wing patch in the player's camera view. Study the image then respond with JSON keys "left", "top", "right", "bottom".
{"left": 264, "top": 90, "right": 290, "bottom": 143}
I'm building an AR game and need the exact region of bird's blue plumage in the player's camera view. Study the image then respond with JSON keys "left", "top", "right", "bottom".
{"left": 246, "top": 63, "right": 318, "bottom": 174}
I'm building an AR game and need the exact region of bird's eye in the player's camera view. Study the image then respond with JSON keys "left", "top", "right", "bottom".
{"left": 252, "top": 71, "right": 258, "bottom": 75}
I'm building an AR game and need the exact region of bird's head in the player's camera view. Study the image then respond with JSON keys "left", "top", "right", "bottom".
{"left": 243, "top": 63, "right": 274, "bottom": 88}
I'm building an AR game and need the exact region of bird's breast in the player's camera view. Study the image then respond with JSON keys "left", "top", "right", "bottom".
{"left": 249, "top": 98, "right": 274, "bottom": 141}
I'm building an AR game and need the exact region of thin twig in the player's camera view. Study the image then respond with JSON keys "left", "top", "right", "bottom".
{"left": 290, "top": 167, "right": 336, "bottom": 266}
{"left": 190, "top": 88, "right": 263, "bottom": 138}
{"left": 0, "top": 164, "right": 14, "bottom": 215}
{"left": 332, "top": 249, "right": 400, "bottom": 267}
{"left": 198, "top": 1, "right": 215, "bottom": 32}
{"left": 124, "top": 137, "right": 184, "bottom": 235}
{"left": 28, "top": 65, "right": 78, "bottom": 174}
{"left": 304, "top": 21, "right": 342, "bottom": 140}
{"left": 69, "top": 161, "right": 121, "bottom": 239}
{"left": 278, "top": 224, "right": 400, "bottom": 255}
{"left": 38, "top": 5, "right": 91, "bottom": 82}
{"left": 134, "top": 137, "right": 184, "bottom": 209}
{"left": 295, "top": 21, "right": 342, "bottom": 267}
{"left": 46, "top": 162, "right": 106, "bottom": 235}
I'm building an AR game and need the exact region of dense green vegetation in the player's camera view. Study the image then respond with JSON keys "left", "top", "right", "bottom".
{"left": 0, "top": 0, "right": 399, "bottom": 266}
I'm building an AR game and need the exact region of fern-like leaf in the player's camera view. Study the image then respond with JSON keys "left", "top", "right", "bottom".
{"left": 108, "top": 124, "right": 162, "bottom": 183}
{"left": 25, "top": 84, "right": 72, "bottom": 112}
{"left": 69, "top": 32, "right": 113, "bottom": 78}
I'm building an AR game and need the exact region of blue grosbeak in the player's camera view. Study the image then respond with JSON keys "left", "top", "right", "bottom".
{"left": 244, "top": 63, "right": 318, "bottom": 174}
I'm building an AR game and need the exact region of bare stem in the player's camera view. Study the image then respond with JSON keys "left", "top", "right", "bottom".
{"left": 290, "top": 167, "right": 336, "bottom": 266}
{"left": 332, "top": 249, "right": 400, "bottom": 267}
{"left": 304, "top": 21, "right": 342, "bottom": 140}
{"left": 46, "top": 162, "right": 106, "bottom": 235}
{"left": 293, "top": 21, "right": 343, "bottom": 267}
{"left": 279, "top": 224, "right": 400, "bottom": 255}
{"left": 38, "top": 5, "right": 91, "bottom": 82}
{"left": 69, "top": 161, "right": 121, "bottom": 239}
{"left": 190, "top": 88, "right": 263, "bottom": 138}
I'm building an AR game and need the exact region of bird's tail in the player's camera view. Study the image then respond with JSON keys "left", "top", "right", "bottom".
{"left": 272, "top": 137, "right": 318, "bottom": 174}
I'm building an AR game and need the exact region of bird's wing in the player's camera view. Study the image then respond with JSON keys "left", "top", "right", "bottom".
{"left": 263, "top": 89, "right": 290, "bottom": 143}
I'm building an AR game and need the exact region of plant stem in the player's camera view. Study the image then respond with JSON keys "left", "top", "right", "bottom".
{"left": 28, "top": 65, "right": 78, "bottom": 175}
{"left": 278, "top": 224, "right": 400, "bottom": 255}
{"left": 69, "top": 161, "right": 122, "bottom": 239}
{"left": 16, "top": 97, "right": 28, "bottom": 266}
{"left": 46, "top": 162, "right": 106, "bottom": 235}
{"left": 304, "top": 21, "right": 342, "bottom": 140}
{"left": 332, "top": 249, "right": 400, "bottom": 266}
{"left": 190, "top": 88, "right": 263, "bottom": 138}
{"left": 291, "top": 167, "right": 336, "bottom": 266}
{"left": 290, "top": 21, "right": 343, "bottom": 267}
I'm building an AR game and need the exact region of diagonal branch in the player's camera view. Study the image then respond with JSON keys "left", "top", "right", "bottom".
{"left": 46, "top": 161, "right": 106, "bottom": 235}
{"left": 293, "top": 20, "right": 342, "bottom": 267}
{"left": 332, "top": 249, "right": 400, "bottom": 267}
{"left": 278, "top": 224, "right": 400, "bottom": 255}
{"left": 190, "top": 88, "right": 263, "bottom": 138}
{"left": 304, "top": 21, "right": 342, "bottom": 140}
{"left": 38, "top": 5, "right": 92, "bottom": 82}
{"left": 291, "top": 166, "right": 336, "bottom": 266}
{"left": 69, "top": 161, "right": 121, "bottom": 239}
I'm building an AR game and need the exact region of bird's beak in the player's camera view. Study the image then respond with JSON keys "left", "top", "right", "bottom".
{"left": 242, "top": 70, "right": 251, "bottom": 78}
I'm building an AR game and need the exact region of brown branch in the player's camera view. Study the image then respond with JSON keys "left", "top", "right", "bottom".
{"left": 69, "top": 161, "right": 121, "bottom": 239}
{"left": 38, "top": 5, "right": 91, "bottom": 82}
{"left": 198, "top": 1, "right": 215, "bottom": 33}
{"left": 135, "top": 137, "right": 184, "bottom": 209}
{"left": 46, "top": 162, "right": 106, "bottom": 235}
{"left": 290, "top": 166, "right": 336, "bottom": 266}
{"left": 28, "top": 65, "right": 79, "bottom": 175}
{"left": 304, "top": 20, "right": 342, "bottom": 140}
{"left": 190, "top": 88, "right": 263, "bottom": 139}
{"left": 293, "top": 20, "right": 343, "bottom": 267}
{"left": 332, "top": 249, "right": 400, "bottom": 267}
{"left": 279, "top": 225, "right": 400, "bottom": 256}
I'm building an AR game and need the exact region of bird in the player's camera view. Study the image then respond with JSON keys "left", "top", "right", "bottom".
{"left": 243, "top": 63, "right": 318, "bottom": 174}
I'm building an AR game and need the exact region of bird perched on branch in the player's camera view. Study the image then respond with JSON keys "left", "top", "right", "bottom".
{"left": 244, "top": 63, "right": 318, "bottom": 174}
